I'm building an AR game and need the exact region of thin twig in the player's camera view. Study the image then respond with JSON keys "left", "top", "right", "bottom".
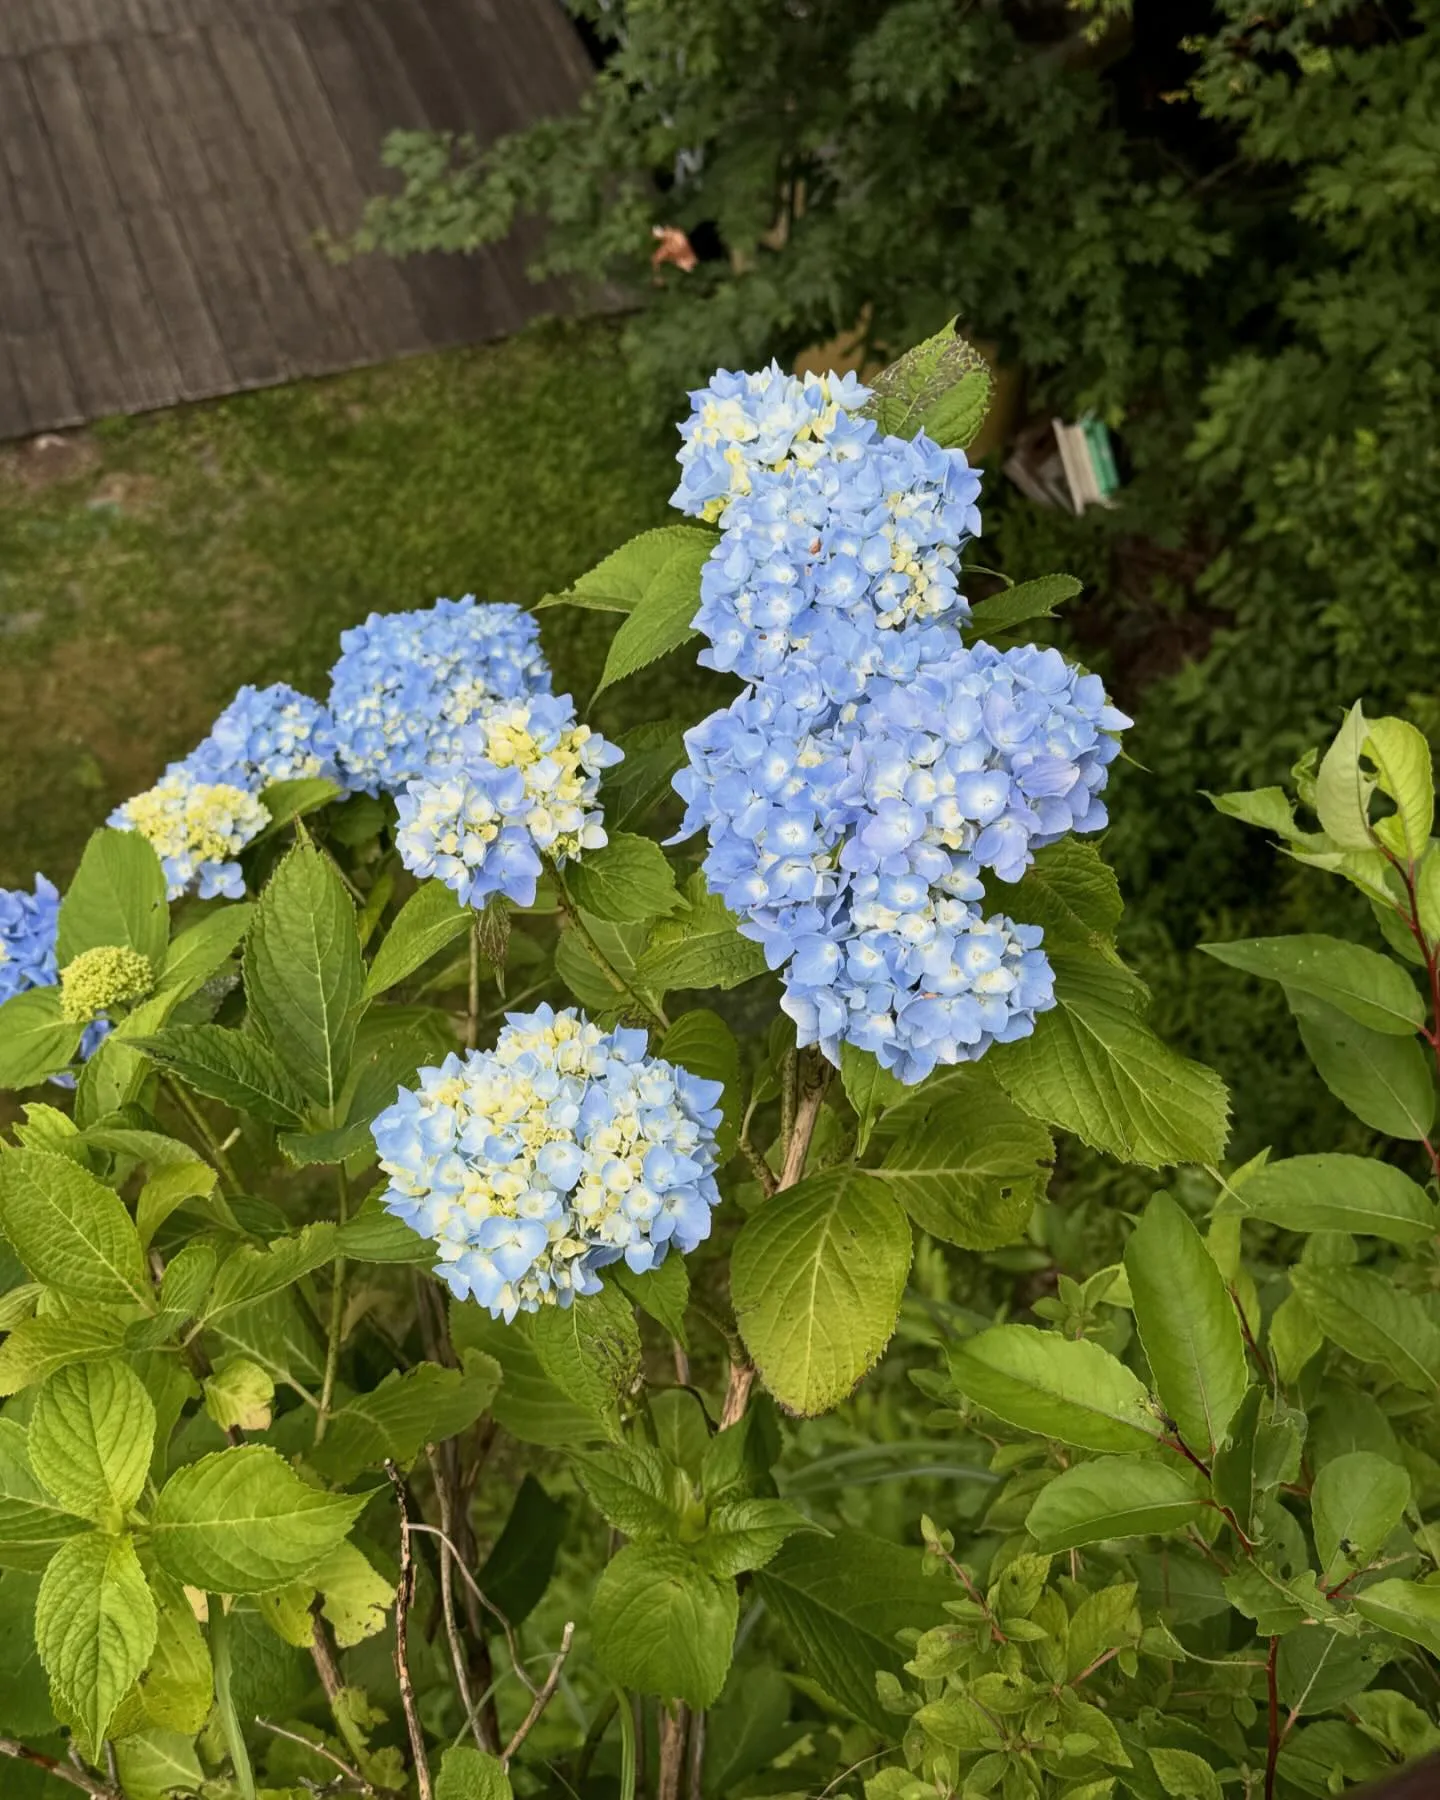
{"left": 405, "top": 1521, "right": 538, "bottom": 1696}
{"left": 0, "top": 1741, "right": 117, "bottom": 1799}
{"left": 737, "top": 1130, "right": 778, "bottom": 1196}
{"left": 309, "top": 1605, "right": 372, "bottom": 1769}
{"left": 386, "top": 1463, "right": 434, "bottom": 1800}
{"left": 502, "top": 1621, "right": 576, "bottom": 1767}
{"left": 254, "top": 1720, "right": 378, "bottom": 1796}
{"left": 163, "top": 1073, "right": 242, "bottom": 1194}
{"left": 1265, "top": 1634, "right": 1280, "bottom": 1800}
{"left": 686, "top": 1709, "right": 706, "bottom": 1800}
{"left": 425, "top": 1452, "right": 492, "bottom": 1750}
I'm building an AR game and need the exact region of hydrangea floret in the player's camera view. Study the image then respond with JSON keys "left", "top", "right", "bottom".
{"left": 328, "top": 597, "right": 551, "bottom": 795}
{"left": 186, "top": 682, "right": 343, "bottom": 791}
{"left": 372, "top": 1004, "right": 723, "bottom": 1321}
{"left": 109, "top": 767, "right": 270, "bottom": 900}
{"left": 395, "top": 694, "right": 622, "bottom": 909}
{"left": 59, "top": 945, "right": 154, "bottom": 1024}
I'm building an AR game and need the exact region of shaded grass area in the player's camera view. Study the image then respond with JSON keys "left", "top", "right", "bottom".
{"left": 0, "top": 316, "right": 721, "bottom": 887}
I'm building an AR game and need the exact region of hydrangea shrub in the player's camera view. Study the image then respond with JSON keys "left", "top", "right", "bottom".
{"left": 5, "top": 327, "right": 1421, "bottom": 1800}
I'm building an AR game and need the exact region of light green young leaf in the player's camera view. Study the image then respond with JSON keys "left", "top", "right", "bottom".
{"left": 1315, "top": 702, "right": 1375, "bottom": 851}
{"left": 109, "top": 1570, "right": 212, "bottom": 1734}
{"left": 1208, "top": 787, "right": 1302, "bottom": 839}
{"left": 435, "top": 1744, "right": 513, "bottom": 1800}
{"left": 590, "top": 1541, "right": 738, "bottom": 1708}
{"left": 337, "top": 1195, "right": 436, "bottom": 1265}
{"left": 201, "top": 1223, "right": 340, "bottom": 1323}
{"left": 137, "top": 1158, "right": 219, "bottom": 1250}
{"left": 151, "top": 1446, "right": 368, "bottom": 1594}
{"left": 528, "top": 1281, "right": 640, "bottom": 1437}
{"left": 136, "top": 1023, "right": 308, "bottom": 1127}
{"left": 1228, "top": 1152, "right": 1437, "bottom": 1242}
{"left": 567, "top": 832, "right": 683, "bottom": 923}
{"left": 1312, "top": 1452, "right": 1410, "bottom": 1587}
{"left": 310, "top": 1541, "right": 394, "bottom": 1648}
{"left": 602, "top": 719, "right": 688, "bottom": 832}
{"left": 1286, "top": 992, "right": 1435, "bottom": 1141}
{"left": 36, "top": 1531, "right": 157, "bottom": 1754}
{"left": 1148, "top": 1747, "right": 1223, "bottom": 1800}
{"left": 244, "top": 841, "right": 365, "bottom": 1113}
{"left": 574, "top": 1445, "right": 679, "bottom": 1537}
{"left": 539, "top": 525, "right": 716, "bottom": 615}
{"left": 160, "top": 1242, "right": 218, "bottom": 1319}
{"left": 1269, "top": 1291, "right": 1324, "bottom": 1385}
{"left": 991, "top": 951, "right": 1229, "bottom": 1167}
{"left": 309, "top": 1351, "right": 501, "bottom": 1484}
{"left": 257, "top": 777, "right": 344, "bottom": 836}
{"left": 948, "top": 1325, "right": 1162, "bottom": 1454}
{"left": 204, "top": 1357, "right": 275, "bottom": 1434}
{"left": 0, "top": 1314, "right": 126, "bottom": 1399}
{"left": 639, "top": 876, "right": 769, "bottom": 994}
{"left": 694, "top": 1497, "right": 815, "bottom": 1577}
{"left": 0, "top": 989, "right": 84, "bottom": 1089}
{"left": 839, "top": 1042, "right": 908, "bottom": 1156}
{"left": 0, "top": 1148, "right": 149, "bottom": 1305}
{"left": 1365, "top": 716, "right": 1433, "bottom": 863}
{"left": 1027, "top": 1458, "right": 1206, "bottom": 1552}
{"left": 1125, "top": 1192, "right": 1248, "bottom": 1457}
{"left": 113, "top": 1729, "right": 206, "bottom": 1800}
{"left": 155, "top": 905, "right": 254, "bottom": 1002}
{"left": 1291, "top": 1265, "right": 1440, "bottom": 1394}
{"left": 754, "top": 1529, "right": 948, "bottom": 1731}
{"left": 874, "top": 1086, "right": 1052, "bottom": 1250}
{"left": 29, "top": 1361, "right": 156, "bottom": 1524}
{"left": 364, "top": 879, "right": 471, "bottom": 998}
{"left": 732, "top": 1168, "right": 911, "bottom": 1417}
{"left": 1200, "top": 935, "right": 1423, "bottom": 1036}
{"left": 595, "top": 537, "right": 712, "bottom": 695}
{"left": 1353, "top": 1579, "right": 1440, "bottom": 1658}
{"left": 57, "top": 828, "right": 170, "bottom": 969}
{"left": 965, "top": 574, "right": 1082, "bottom": 636}
{"left": 0, "top": 1418, "right": 89, "bottom": 1570}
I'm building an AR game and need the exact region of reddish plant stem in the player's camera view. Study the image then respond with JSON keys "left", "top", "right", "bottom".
{"left": 0, "top": 1742, "right": 116, "bottom": 1799}
{"left": 1231, "top": 1288, "right": 1277, "bottom": 1389}
{"left": 1265, "top": 1635, "right": 1281, "bottom": 1800}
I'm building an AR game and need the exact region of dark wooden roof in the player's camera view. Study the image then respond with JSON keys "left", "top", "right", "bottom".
{"left": 0, "top": 0, "right": 592, "bottom": 440}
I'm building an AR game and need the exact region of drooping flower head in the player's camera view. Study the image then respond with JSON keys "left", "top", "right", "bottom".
{"left": 187, "top": 683, "right": 342, "bottom": 792}
{"left": 109, "top": 767, "right": 269, "bottom": 900}
{"left": 371, "top": 1004, "right": 724, "bottom": 1321}
{"left": 396, "top": 694, "right": 622, "bottom": 909}
{"left": 672, "top": 364, "right": 875, "bottom": 523}
{"left": 0, "top": 876, "right": 62, "bottom": 1005}
{"left": 328, "top": 598, "right": 551, "bottom": 795}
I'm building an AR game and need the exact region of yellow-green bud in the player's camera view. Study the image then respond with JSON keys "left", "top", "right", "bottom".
{"left": 59, "top": 945, "right": 154, "bottom": 1023}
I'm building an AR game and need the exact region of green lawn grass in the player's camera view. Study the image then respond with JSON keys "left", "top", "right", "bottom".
{"left": 0, "top": 316, "right": 699, "bottom": 887}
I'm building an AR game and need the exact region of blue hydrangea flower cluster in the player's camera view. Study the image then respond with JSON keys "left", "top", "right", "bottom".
{"left": 110, "top": 768, "right": 270, "bottom": 901}
{"left": 371, "top": 1004, "right": 723, "bottom": 1320}
{"left": 671, "top": 365, "right": 1131, "bottom": 1082}
{"left": 672, "top": 364, "right": 874, "bottom": 522}
{"left": 0, "top": 876, "right": 108, "bottom": 1067}
{"left": 395, "top": 694, "right": 622, "bottom": 909}
{"left": 328, "top": 597, "right": 551, "bottom": 795}
{"left": 187, "top": 682, "right": 342, "bottom": 791}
